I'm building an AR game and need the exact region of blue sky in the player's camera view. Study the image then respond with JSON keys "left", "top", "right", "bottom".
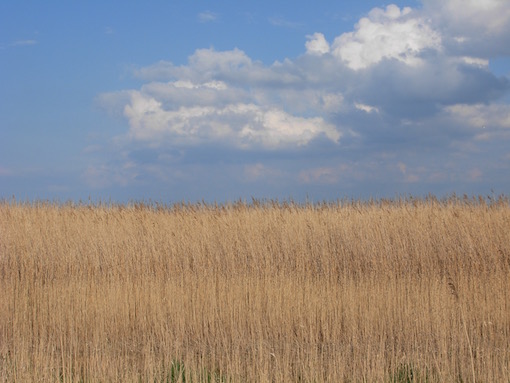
{"left": 1, "top": 0, "right": 509, "bottom": 203}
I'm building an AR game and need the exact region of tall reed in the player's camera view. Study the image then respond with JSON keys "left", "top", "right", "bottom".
{"left": 1, "top": 196, "right": 509, "bottom": 382}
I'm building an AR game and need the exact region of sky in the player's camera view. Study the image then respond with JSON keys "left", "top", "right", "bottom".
{"left": 1, "top": 0, "right": 510, "bottom": 203}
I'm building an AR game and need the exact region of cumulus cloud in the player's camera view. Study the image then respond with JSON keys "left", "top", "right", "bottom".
{"left": 305, "top": 33, "right": 330, "bottom": 55}
{"left": 123, "top": 91, "right": 340, "bottom": 148}
{"left": 135, "top": 48, "right": 307, "bottom": 89}
{"left": 423, "top": 0, "right": 510, "bottom": 56}
{"left": 331, "top": 5, "right": 441, "bottom": 70}
{"left": 100, "top": 3, "right": 509, "bottom": 144}
{"left": 134, "top": 48, "right": 252, "bottom": 82}
{"left": 95, "top": 1, "right": 510, "bottom": 197}
{"left": 102, "top": 47, "right": 345, "bottom": 150}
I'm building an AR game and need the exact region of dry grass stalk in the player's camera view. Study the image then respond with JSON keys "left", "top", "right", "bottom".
{"left": 0, "top": 196, "right": 509, "bottom": 382}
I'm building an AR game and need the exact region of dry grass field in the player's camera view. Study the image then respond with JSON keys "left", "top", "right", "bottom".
{"left": 1, "top": 196, "right": 509, "bottom": 382}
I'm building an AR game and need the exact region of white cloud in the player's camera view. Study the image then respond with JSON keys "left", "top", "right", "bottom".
{"left": 95, "top": 1, "right": 510, "bottom": 195}
{"left": 331, "top": 4, "right": 442, "bottom": 70}
{"left": 305, "top": 33, "right": 330, "bottom": 55}
{"left": 423, "top": 0, "right": 510, "bottom": 55}
{"left": 460, "top": 56, "right": 489, "bottom": 68}
{"left": 135, "top": 48, "right": 253, "bottom": 82}
{"left": 139, "top": 80, "right": 243, "bottom": 110}
{"left": 102, "top": 4, "right": 508, "bottom": 142}
{"left": 424, "top": 0, "right": 510, "bottom": 34}
{"left": 355, "top": 103, "right": 379, "bottom": 113}
{"left": 240, "top": 108, "right": 340, "bottom": 147}
{"left": 445, "top": 103, "right": 510, "bottom": 130}
{"left": 122, "top": 92, "right": 340, "bottom": 149}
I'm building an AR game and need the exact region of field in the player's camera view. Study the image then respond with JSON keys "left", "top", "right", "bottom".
{"left": 1, "top": 196, "right": 509, "bottom": 382}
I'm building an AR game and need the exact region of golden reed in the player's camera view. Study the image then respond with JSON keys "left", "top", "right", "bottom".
{"left": 1, "top": 196, "right": 509, "bottom": 382}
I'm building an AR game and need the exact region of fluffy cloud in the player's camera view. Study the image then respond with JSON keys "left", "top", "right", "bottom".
{"left": 423, "top": 0, "right": 510, "bottom": 56}
{"left": 331, "top": 5, "right": 441, "bottom": 70}
{"left": 100, "top": 2, "right": 509, "bottom": 144}
{"left": 305, "top": 33, "right": 330, "bottom": 56}
{"left": 424, "top": 0, "right": 510, "bottom": 36}
{"left": 101, "top": 46, "right": 347, "bottom": 150}
{"left": 123, "top": 91, "right": 340, "bottom": 148}
{"left": 95, "top": 1, "right": 510, "bottom": 197}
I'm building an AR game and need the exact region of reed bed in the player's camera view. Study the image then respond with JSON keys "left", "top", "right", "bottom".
{"left": 1, "top": 196, "right": 509, "bottom": 382}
